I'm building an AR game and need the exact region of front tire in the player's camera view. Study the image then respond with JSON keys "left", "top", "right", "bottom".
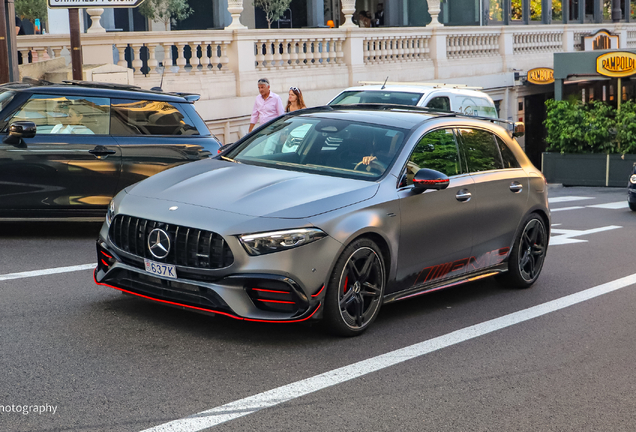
{"left": 629, "top": 201, "right": 636, "bottom": 211}
{"left": 323, "top": 238, "right": 386, "bottom": 337}
{"left": 498, "top": 214, "right": 548, "bottom": 289}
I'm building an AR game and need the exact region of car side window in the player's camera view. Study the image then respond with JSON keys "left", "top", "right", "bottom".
{"left": 9, "top": 95, "right": 110, "bottom": 135}
{"left": 110, "top": 99, "right": 200, "bottom": 136}
{"left": 458, "top": 128, "right": 504, "bottom": 172}
{"left": 404, "top": 128, "right": 461, "bottom": 186}
{"left": 426, "top": 97, "right": 450, "bottom": 112}
{"left": 495, "top": 135, "right": 521, "bottom": 169}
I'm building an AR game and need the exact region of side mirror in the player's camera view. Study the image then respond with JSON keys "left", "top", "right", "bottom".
{"left": 217, "top": 142, "right": 233, "bottom": 154}
{"left": 412, "top": 168, "right": 450, "bottom": 193}
{"left": 3, "top": 121, "right": 36, "bottom": 146}
{"left": 512, "top": 122, "right": 525, "bottom": 137}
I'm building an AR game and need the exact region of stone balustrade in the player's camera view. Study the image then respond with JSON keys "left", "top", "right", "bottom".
{"left": 362, "top": 32, "right": 432, "bottom": 64}
{"left": 252, "top": 30, "right": 346, "bottom": 70}
{"left": 446, "top": 30, "right": 500, "bottom": 59}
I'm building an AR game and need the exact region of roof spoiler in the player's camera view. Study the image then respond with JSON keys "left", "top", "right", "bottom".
{"left": 174, "top": 93, "right": 201, "bottom": 102}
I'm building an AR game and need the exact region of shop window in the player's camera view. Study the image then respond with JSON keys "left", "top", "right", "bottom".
{"left": 569, "top": 0, "right": 580, "bottom": 21}
{"left": 531, "top": 0, "right": 543, "bottom": 21}
{"left": 553, "top": 0, "right": 563, "bottom": 21}
{"left": 632, "top": 0, "right": 636, "bottom": 19}
{"left": 489, "top": 0, "right": 504, "bottom": 21}
{"left": 511, "top": 0, "right": 523, "bottom": 20}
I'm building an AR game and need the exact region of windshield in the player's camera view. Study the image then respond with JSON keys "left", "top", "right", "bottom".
{"left": 0, "top": 90, "right": 16, "bottom": 112}
{"left": 329, "top": 91, "right": 423, "bottom": 106}
{"left": 226, "top": 116, "right": 408, "bottom": 181}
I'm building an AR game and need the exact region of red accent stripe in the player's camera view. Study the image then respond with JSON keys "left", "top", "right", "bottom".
{"left": 413, "top": 178, "right": 449, "bottom": 184}
{"left": 93, "top": 270, "right": 320, "bottom": 323}
{"left": 311, "top": 284, "right": 325, "bottom": 297}
{"left": 100, "top": 259, "right": 109, "bottom": 267}
{"left": 251, "top": 288, "right": 291, "bottom": 294}
{"left": 257, "top": 299, "right": 296, "bottom": 304}
{"left": 101, "top": 251, "right": 113, "bottom": 259}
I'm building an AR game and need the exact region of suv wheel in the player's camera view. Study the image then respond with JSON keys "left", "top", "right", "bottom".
{"left": 323, "top": 238, "right": 385, "bottom": 337}
{"left": 498, "top": 214, "right": 547, "bottom": 289}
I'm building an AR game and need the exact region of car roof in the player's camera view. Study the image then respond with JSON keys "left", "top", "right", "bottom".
{"left": 1, "top": 82, "right": 193, "bottom": 103}
{"left": 340, "top": 85, "right": 492, "bottom": 98}
{"left": 291, "top": 105, "right": 512, "bottom": 134}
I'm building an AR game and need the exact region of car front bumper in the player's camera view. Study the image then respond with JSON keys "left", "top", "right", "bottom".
{"left": 94, "top": 228, "right": 342, "bottom": 322}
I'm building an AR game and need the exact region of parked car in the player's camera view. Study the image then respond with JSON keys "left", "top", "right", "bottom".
{"left": 329, "top": 83, "right": 498, "bottom": 118}
{"left": 628, "top": 164, "right": 636, "bottom": 211}
{"left": 95, "top": 105, "right": 549, "bottom": 336}
{"left": 0, "top": 82, "right": 220, "bottom": 218}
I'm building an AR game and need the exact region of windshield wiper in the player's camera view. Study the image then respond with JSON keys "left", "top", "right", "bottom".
{"left": 220, "top": 156, "right": 240, "bottom": 164}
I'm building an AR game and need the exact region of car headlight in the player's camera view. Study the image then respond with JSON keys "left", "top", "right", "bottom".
{"left": 630, "top": 174, "right": 636, "bottom": 184}
{"left": 106, "top": 199, "right": 115, "bottom": 226}
{"left": 239, "top": 228, "right": 327, "bottom": 256}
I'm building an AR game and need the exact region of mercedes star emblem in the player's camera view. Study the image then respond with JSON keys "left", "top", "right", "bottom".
{"left": 148, "top": 228, "right": 171, "bottom": 259}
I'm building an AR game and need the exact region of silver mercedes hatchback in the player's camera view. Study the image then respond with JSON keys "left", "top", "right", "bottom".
{"left": 95, "top": 105, "right": 550, "bottom": 336}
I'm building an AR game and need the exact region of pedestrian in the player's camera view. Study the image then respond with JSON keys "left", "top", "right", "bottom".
{"left": 286, "top": 87, "right": 306, "bottom": 113}
{"left": 374, "top": 3, "right": 384, "bottom": 26}
{"left": 248, "top": 78, "right": 285, "bottom": 133}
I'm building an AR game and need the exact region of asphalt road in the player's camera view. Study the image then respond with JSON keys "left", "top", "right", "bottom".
{"left": 1, "top": 185, "right": 635, "bottom": 432}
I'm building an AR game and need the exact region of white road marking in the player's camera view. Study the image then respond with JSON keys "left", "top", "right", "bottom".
{"left": 551, "top": 206, "right": 585, "bottom": 212}
{"left": 0, "top": 264, "right": 95, "bottom": 282}
{"left": 140, "top": 273, "right": 636, "bottom": 432}
{"left": 550, "top": 225, "right": 622, "bottom": 245}
{"left": 548, "top": 196, "right": 594, "bottom": 203}
{"left": 587, "top": 201, "right": 629, "bottom": 209}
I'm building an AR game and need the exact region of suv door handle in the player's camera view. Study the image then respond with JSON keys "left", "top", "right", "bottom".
{"left": 456, "top": 189, "right": 472, "bottom": 202}
{"left": 510, "top": 181, "right": 523, "bottom": 193}
{"left": 88, "top": 146, "right": 117, "bottom": 157}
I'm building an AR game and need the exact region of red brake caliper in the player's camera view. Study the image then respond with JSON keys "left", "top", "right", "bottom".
{"left": 343, "top": 276, "right": 349, "bottom": 293}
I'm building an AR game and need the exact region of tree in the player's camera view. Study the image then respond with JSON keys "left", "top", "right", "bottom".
{"left": 253, "top": 0, "right": 293, "bottom": 29}
{"left": 138, "top": 0, "right": 193, "bottom": 31}
{"left": 15, "top": 0, "right": 47, "bottom": 29}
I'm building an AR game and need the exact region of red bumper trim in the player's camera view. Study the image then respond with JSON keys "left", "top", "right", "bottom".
{"left": 93, "top": 269, "right": 320, "bottom": 323}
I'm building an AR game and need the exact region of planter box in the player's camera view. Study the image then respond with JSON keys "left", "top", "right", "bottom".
{"left": 542, "top": 153, "right": 636, "bottom": 187}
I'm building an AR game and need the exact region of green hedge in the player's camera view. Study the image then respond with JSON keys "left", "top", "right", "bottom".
{"left": 544, "top": 99, "right": 636, "bottom": 154}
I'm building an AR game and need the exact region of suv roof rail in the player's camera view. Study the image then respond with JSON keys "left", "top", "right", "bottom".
{"left": 357, "top": 81, "right": 483, "bottom": 90}
{"left": 62, "top": 80, "right": 141, "bottom": 91}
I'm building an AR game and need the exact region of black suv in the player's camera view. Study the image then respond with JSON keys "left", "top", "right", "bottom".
{"left": 0, "top": 82, "right": 221, "bottom": 218}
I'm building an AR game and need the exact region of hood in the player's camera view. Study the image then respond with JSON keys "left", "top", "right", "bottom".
{"left": 127, "top": 159, "right": 379, "bottom": 219}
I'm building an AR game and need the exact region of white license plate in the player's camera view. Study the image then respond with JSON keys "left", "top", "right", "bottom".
{"left": 144, "top": 259, "right": 177, "bottom": 279}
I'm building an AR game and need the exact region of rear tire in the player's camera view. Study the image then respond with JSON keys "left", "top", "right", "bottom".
{"left": 629, "top": 201, "right": 636, "bottom": 212}
{"left": 323, "top": 238, "right": 386, "bottom": 337}
{"left": 498, "top": 214, "right": 547, "bottom": 289}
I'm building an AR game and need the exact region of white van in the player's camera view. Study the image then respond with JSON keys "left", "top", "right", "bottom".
{"left": 328, "top": 83, "right": 499, "bottom": 118}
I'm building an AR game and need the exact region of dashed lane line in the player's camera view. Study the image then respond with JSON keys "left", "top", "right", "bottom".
{"left": 0, "top": 264, "right": 95, "bottom": 282}
{"left": 139, "top": 273, "right": 636, "bottom": 432}
{"left": 548, "top": 196, "right": 595, "bottom": 203}
{"left": 551, "top": 206, "right": 585, "bottom": 212}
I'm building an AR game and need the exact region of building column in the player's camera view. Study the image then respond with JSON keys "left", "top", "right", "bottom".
{"left": 542, "top": 0, "right": 552, "bottom": 24}
{"left": 307, "top": 0, "right": 325, "bottom": 27}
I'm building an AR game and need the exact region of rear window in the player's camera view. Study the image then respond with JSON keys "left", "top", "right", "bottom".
{"left": 0, "top": 90, "right": 16, "bottom": 112}
{"left": 330, "top": 91, "right": 423, "bottom": 106}
{"left": 110, "top": 99, "right": 201, "bottom": 136}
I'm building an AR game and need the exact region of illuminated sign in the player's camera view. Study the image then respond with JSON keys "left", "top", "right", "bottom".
{"left": 48, "top": 0, "right": 145, "bottom": 8}
{"left": 596, "top": 52, "right": 636, "bottom": 77}
{"left": 527, "top": 68, "right": 554, "bottom": 85}
{"left": 584, "top": 30, "right": 619, "bottom": 51}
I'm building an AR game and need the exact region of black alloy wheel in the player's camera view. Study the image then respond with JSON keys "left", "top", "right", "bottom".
{"left": 324, "top": 238, "right": 385, "bottom": 336}
{"left": 498, "top": 214, "right": 547, "bottom": 289}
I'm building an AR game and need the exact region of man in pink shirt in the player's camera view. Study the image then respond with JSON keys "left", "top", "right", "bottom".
{"left": 249, "top": 78, "right": 285, "bottom": 132}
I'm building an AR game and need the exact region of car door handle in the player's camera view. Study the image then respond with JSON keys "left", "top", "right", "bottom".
{"left": 88, "top": 146, "right": 117, "bottom": 157}
{"left": 456, "top": 190, "right": 472, "bottom": 202}
{"left": 510, "top": 181, "right": 523, "bottom": 193}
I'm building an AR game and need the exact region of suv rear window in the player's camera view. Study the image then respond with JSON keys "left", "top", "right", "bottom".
{"left": 110, "top": 99, "right": 201, "bottom": 136}
{"left": 330, "top": 91, "right": 422, "bottom": 106}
